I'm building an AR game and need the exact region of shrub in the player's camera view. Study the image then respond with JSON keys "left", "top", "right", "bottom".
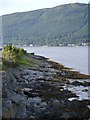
{"left": 2, "top": 43, "right": 27, "bottom": 67}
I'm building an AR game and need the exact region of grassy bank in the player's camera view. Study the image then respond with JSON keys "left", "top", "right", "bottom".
{"left": 1, "top": 43, "right": 37, "bottom": 68}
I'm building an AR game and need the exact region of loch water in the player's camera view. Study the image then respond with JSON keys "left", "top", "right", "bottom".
{"left": 24, "top": 46, "right": 88, "bottom": 75}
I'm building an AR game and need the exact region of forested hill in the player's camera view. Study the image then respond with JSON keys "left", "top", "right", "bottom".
{"left": 2, "top": 3, "right": 88, "bottom": 46}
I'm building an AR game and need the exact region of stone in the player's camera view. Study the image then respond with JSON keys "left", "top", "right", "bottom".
{"left": 71, "top": 81, "right": 82, "bottom": 86}
{"left": 2, "top": 53, "right": 90, "bottom": 119}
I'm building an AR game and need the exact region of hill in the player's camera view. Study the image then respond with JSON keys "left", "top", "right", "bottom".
{"left": 2, "top": 3, "right": 88, "bottom": 46}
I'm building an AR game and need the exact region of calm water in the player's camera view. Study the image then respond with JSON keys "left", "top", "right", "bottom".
{"left": 24, "top": 46, "right": 88, "bottom": 75}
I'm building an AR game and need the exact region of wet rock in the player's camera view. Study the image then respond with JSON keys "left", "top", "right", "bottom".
{"left": 2, "top": 53, "right": 90, "bottom": 119}
{"left": 83, "top": 81, "right": 90, "bottom": 86}
{"left": 13, "top": 101, "right": 27, "bottom": 118}
{"left": 24, "top": 91, "right": 40, "bottom": 98}
{"left": 52, "top": 99, "right": 60, "bottom": 106}
{"left": 82, "top": 89, "right": 88, "bottom": 92}
{"left": 61, "top": 112, "right": 71, "bottom": 119}
{"left": 2, "top": 100, "right": 14, "bottom": 118}
{"left": 71, "top": 81, "right": 83, "bottom": 86}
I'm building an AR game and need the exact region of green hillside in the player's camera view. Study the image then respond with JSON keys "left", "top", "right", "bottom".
{"left": 2, "top": 3, "right": 88, "bottom": 46}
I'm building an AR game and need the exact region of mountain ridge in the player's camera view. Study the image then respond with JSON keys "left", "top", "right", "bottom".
{"left": 2, "top": 3, "right": 88, "bottom": 46}
{"left": 2, "top": 2, "right": 87, "bottom": 16}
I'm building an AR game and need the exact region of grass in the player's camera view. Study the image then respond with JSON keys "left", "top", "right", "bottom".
{"left": 17, "top": 56, "right": 37, "bottom": 68}
{"left": 2, "top": 55, "right": 38, "bottom": 69}
{"left": 2, "top": 44, "right": 38, "bottom": 68}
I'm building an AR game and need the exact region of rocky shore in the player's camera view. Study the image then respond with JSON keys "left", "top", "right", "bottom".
{"left": 2, "top": 53, "right": 90, "bottom": 119}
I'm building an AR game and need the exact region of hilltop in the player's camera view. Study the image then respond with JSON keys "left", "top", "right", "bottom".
{"left": 2, "top": 3, "right": 88, "bottom": 46}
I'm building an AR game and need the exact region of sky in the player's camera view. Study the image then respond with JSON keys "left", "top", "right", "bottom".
{"left": 0, "top": 0, "right": 89, "bottom": 15}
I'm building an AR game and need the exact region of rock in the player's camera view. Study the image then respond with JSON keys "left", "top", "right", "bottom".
{"left": 10, "top": 92, "right": 27, "bottom": 104}
{"left": 61, "top": 112, "right": 71, "bottom": 118}
{"left": 71, "top": 81, "right": 83, "bottom": 86}
{"left": 53, "top": 99, "right": 60, "bottom": 105}
{"left": 2, "top": 53, "right": 90, "bottom": 119}
{"left": 2, "top": 100, "right": 14, "bottom": 118}
{"left": 13, "top": 101, "right": 27, "bottom": 118}
{"left": 61, "top": 71, "right": 66, "bottom": 76}
{"left": 82, "top": 89, "right": 88, "bottom": 92}
{"left": 83, "top": 81, "right": 90, "bottom": 86}
{"left": 24, "top": 91, "right": 40, "bottom": 97}
{"left": 31, "top": 53, "right": 34, "bottom": 55}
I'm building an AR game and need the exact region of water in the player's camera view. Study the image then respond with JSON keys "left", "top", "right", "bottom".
{"left": 23, "top": 46, "right": 88, "bottom": 75}
{"left": 63, "top": 79, "right": 90, "bottom": 101}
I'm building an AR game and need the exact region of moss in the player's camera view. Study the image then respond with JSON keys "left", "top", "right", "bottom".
{"left": 68, "top": 106, "right": 88, "bottom": 115}
{"left": 47, "top": 59, "right": 90, "bottom": 79}
{"left": 48, "top": 60, "right": 64, "bottom": 70}
{"left": 64, "top": 70, "right": 90, "bottom": 79}
{"left": 39, "top": 83, "right": 63, "bottom": 101}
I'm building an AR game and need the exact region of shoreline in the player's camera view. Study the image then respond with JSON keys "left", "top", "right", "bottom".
{"left": 2, "top": 52, "right": 90, "bottom": 119}
{"left": 23, "top": 46, "right": 88, "bottom": 75}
